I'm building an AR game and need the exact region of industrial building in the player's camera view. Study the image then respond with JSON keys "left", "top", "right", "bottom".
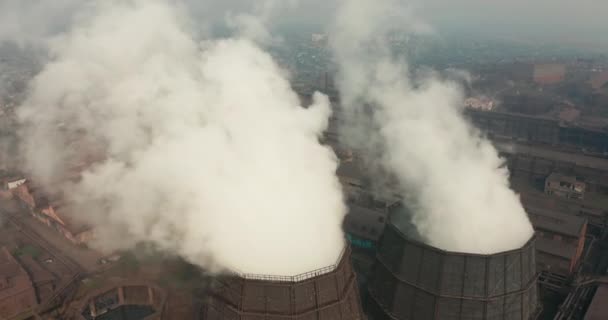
{"left": 526, "top": 206, "right": 588, "bottom": 286}
{"left": 366, "top": 221, "right": 540, "bottom": 320}
{"left": 466, "top": 109, "right": 608, "bottom": 155}
{"left": 544, "top": 173, "right": 586, "bottom": 200}
{"left": 533, "top": 64, "right": 567, "bottom": 85}
{"left": 495, "top": 142, "right": 608, "bottom": 229}
{"left": 201, "top": 246, "right": 365, "bottom": 320}
{"left": 11, "top": 180, "right": 94, "bottom": 245}
{"left": 496, "top": 142, "right": 608, "bottom": 197}
{"left": 343, "top": 191, "right": 399, "bottom": 245}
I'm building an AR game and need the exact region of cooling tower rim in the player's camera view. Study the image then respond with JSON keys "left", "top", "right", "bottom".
{"left": 228, "top": 245, "right": 350, "bottom": 283}
{"left": 387, "top": 222, "right": 536, "bottom": 257}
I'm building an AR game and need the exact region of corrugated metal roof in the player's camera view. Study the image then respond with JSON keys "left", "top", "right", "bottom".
{"left": 495, "top": 141, "right": 608, "bottom": 171}
{"left": 535, "top": 237, "right": 576, "bottom": 260}
{"left": 526, "top": 205, "right": 586, "bottom": 238}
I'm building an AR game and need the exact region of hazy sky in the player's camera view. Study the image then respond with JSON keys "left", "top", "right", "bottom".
{"left": 195, "top": 0, "right": 608, "bottom": 50}
{"left": 415, "top": 0, "right": 608, "bottom": 47}
{"left": 1, "top": 0, "right": 607, "bottom": 49}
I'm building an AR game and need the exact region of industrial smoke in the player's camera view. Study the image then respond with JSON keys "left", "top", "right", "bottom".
{"left": 17, "top": 0, "right": 345, "bottom": 275}
{"left": 330, "top": 0, "right": 534, "bottom": 254}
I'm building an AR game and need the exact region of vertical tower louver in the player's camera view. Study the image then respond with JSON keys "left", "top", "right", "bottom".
{"left": 202, "top": 246, "right": 366, "bottom": 320}
{"left": 367, "top": 223, "right": 540, "bottom": 320}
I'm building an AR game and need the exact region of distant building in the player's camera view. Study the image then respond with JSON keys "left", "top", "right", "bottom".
{"left": 467, "top": 109, "right": 608, "bottom": 155}
{"left": 545, "top": 172, "right": 586, "bottom": 200}
{"left": 589, "top": 70, "right": 608, "bottom": 91}
{"left": 533, "top": 63, "right": 566, "bottom": 85}
{"left": 0, "top": 247, "right": 38, "bottom": 319}
{"left": 4, "top": 178, "right": 26, "bottom": 190}
{"left": 464, "top": 96, "right": 495, "bottom": 111}
{"left": 558, "top": 106, "right": 581, "bottom": 124}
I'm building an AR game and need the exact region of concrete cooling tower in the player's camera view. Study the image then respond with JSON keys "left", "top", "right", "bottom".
{"left": 201, "top": 246, "right": 365, "bottom": 320}
{"left": 367, "top": 222, "right": 541, "bottom": 320}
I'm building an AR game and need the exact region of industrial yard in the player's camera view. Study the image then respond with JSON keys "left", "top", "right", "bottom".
{"left": 3, "top": 85, "right": 608, "bottom": 319}
{"left": 2, "top": 1, "right": 608, "bottom": 320}
{"left": 336, "top": 101, "right": 608, "bottom": 319}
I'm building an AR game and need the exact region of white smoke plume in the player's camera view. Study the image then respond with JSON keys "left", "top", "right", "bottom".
{"left": 17, "top": 0, "right": 345, "bottom": 275}
{"left": 330, "top": 0, "right": 533, "bottom": 254}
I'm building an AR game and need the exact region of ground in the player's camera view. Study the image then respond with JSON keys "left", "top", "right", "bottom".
{"left": 0, "top": 197, "right": 105, "bottom": 273}
{"left": 0, "top": 195, "right": 209, "bottom": 318}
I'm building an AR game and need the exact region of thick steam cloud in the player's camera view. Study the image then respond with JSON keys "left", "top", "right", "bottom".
{"left": 331, "top": 0, "right": 534, "bottom": 254}
{"left": 18, "top": 0, "right": 345, "bottom": 275}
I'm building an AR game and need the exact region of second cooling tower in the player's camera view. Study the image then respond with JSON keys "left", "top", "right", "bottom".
{"left": 367, "top": 222, "right": 540, "bottom": 320}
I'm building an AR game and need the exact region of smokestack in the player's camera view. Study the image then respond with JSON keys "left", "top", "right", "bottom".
{"left": 202, "top": 246, "right": 365, "bottom": 319}
{"left": 367, "top": 220, "right": 540, "bottom": 320}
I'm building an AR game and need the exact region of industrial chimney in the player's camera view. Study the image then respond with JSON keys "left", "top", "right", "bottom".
{"left": 367, "top": 221, "right": 541, "bottom": 320}
{"left": 201, "top": 246, "right": 366, "bottom": 319}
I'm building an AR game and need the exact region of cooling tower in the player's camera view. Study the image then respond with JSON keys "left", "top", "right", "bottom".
{"left": 367, "top": 222, "right": 541, "bottom": 320}
{"left": 201, "top": 246, "right": 365, "bottom": 320}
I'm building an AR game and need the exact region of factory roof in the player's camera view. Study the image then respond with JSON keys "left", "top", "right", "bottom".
{"left": 22, "top": 182, "right": 91, "bottom": 236}
{"left": 494, "top": 141, "right": 608, "bottom": 171}
{"left": 467, "top": 108, "right": 608, "bottom": 132}
{"left": 535, "top": 237, "right": 577, "bottom": 260}
{"left": 585, "top": 284, "right": 608, "bottom": 320}
{"left": 546, "top": 172, "right": 585, "bottom": 185}
{"left": 526, "top": 205, "right": 586, "bottom": 238}
{"left": 520, "top": 192, "right": 604, "bottom": 218}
